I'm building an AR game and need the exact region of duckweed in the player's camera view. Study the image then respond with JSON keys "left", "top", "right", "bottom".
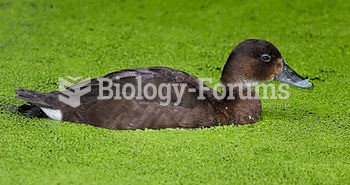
{"left": 0, "top": 0, "right": 349, "bottom": 184}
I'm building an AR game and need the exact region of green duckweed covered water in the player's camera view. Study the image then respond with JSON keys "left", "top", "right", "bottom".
{"left": 0, "top": 0, "right": 349, "bottom": 184}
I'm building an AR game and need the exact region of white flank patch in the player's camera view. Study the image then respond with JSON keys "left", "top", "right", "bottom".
{"left": 40, "top": 108, "right": 63, "bottom": 121}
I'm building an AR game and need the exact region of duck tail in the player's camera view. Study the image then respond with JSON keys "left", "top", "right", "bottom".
{"left": 15, "top": 89, "right": 55, "bottom": 108}
{"left": 15, "top": 89, "right": 60, "bottom": 118}
{"left": 17, "top": 104, "right": 47, "bottom": 118}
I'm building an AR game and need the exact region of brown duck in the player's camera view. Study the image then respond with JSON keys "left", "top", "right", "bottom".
{"left": 16, "top": 39, "right": 313, "bottom": 130}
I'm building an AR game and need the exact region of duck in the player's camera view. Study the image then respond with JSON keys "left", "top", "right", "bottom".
{"left": 16, "top": 39, "right": 313, "bottom": 130}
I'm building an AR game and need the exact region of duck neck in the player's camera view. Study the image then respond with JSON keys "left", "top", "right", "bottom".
{"left": 225, "top": 81, "right": 259, "bottom": 100}
{"left": 213, "top": 82, "right": 262, "bottom": 125}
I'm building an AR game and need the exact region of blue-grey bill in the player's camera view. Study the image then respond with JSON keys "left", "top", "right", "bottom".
{"left": 274, "top": 60, "right": 313, "bottom": 89}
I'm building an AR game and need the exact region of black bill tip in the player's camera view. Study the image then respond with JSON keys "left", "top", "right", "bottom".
{"left": 291, "top": 79, "right": 314, "bottom": 89}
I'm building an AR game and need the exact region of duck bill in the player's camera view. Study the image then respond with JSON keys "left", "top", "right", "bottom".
{"left": 274, "top": 60, "right": 313, "bottom": 89}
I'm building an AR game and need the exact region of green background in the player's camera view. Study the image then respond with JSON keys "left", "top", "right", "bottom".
{"left": 0, "top": 0, "right": 349, "bottom": 184}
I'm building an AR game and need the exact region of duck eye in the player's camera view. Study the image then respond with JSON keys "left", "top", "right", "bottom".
{"left": 261, "top": 54, "right": 271, "bottom": 62}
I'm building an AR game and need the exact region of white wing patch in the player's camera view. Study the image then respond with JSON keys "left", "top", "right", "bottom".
{"left": 40, "top": 108, "right": 63, "bottom": 121}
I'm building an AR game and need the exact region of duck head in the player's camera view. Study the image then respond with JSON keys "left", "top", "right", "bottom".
{"left": 221, "top": 39, "right": 313, "bottom": 89}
